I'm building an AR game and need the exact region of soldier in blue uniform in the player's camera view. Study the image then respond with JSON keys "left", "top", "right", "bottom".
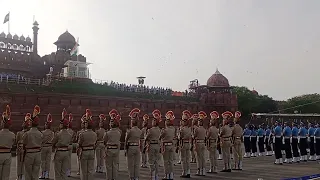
{"left": 315, "top": 123, "right": 320, "bottom": 160}
{"left": 257, "top": 125, "right": 265, "bottom": 156}
{"left": 291, "top": 122, "right": 300, "bottom": 163}
{"left": 282, "top": 122, "right": 292, "bottom": 163}
{"left": 250, "top": 125, "right": 258, "bottom": 157}
{"left": 298, "top": 122, "right": 308, "bottom": 161}
{"left": 265, "top": 126, "right": 272, "bottom": 156}
{"left": 273, "top": 121, "right": 283, "bottom": 164}
{"left": 308, "top": 123, "right": 316, "bottom": 161}
{"left": 243, "top": 124, "right": 251, "bottom": 158}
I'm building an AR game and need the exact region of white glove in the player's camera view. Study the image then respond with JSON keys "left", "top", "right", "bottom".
{"left": 272, "top": 137, "right": 275, "bottom": 143}
{"left": 290, "top": 137, "right": 292, "bottom": 143}
{"left": 298, "top": 137, "right": 300, "bottom": 143}
{"left": 314, "top": 138, "right": 316, "bottom": 144}
{"left": 257, "top": 137, "right": 259, "bottom": 143}
{"left": 308, "top": 137, "right": 311, "bottom": 142}
{"left": 282, "top": 138, "right": 285, "bottom": 144}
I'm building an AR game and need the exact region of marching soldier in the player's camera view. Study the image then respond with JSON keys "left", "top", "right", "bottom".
{"left": 250, "top": 125, "right": 258, "bottom": 157}
{"left": 179, "top": 110, "right": 192, "bottom": 178}
{"left": 308, "top": 123, "right": 316, "bottom": 161}
{"left": 219, "top": 111, "right": 233, "bottom": 172}
{"left": 95, "top": 114, "right": 106, "bottom": 173}
{"left": 145, "top": 109, "right": 161, "bottom": 180}
{"left": 52, "top": 110, "right": 73, "bottom": 180}
{"left": 76, "top": 119, "right": 86, "bottom": 175}
{"left": 0, "top": 105, "right": 15, "bottom": 179}
{"left": 65, "top": 110, "right": 75, "bottom": 177}
{"left": 140, "top": 114, "right": 149, "bottom": 168}
{"left": 125, "top": 108, "right": 142, "bottom": 180}
{"left": 160, "top": 111, "right": 176, "bottom": 180}
{"left": 291, "top": 122, "right": 300, "bottom": 163}
{"left": 78, "top": 109, "right": 98, "bottom": 180}
{"left": 265, "top": 125, "right": 272, "bottom": 156}
{"left": 298, "top": 122, "right": 308, "bottom": 162}
{"left": 193, "top": 111, "right": 207, "bottom": 176}
{"left": 243, "top": 124, "right": 251, "bottom": 158}
{"left": 22, "top": 105, "right": 43, "bottom": 180}
{"left": 190, "top": 115, "right": 198, "bottom": 163}
{"left": 315, "top": 123, "right": 320, "bottom": 160}
{"left": 207, "top": 111, "right": 219, "bottom": 173}
{"left": 232, "top": 111, "right": 243, "bottom": 170}
{"left": 283, "top": 122, "right": 293, "bottom": 163}
{"left": 257, "top": 124, "right": 265, "bottom": 156}
{"left": 176, "top": 120, "right": 183, "bottom": 165}
{"left": 217, "top": 124, "right": 223, "bottom": 160}
{"left": 273, "top": 121, "right": 283, "bottom": 164}
{"left": 104, "top": 109, "right": 122, "bottom": 180}
{"left": 16, "top": 113, "right": 31, "bottom": 180}
{"left": 39, "top": 114, "right": 54, "bottom": 179}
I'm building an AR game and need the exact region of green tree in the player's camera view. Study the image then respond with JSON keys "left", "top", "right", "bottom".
{"left": 281, "top": 93, "right": 320, "bottom": 113}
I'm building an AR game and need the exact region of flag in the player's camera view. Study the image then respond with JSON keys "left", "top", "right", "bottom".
{"left": 3, "top": 13, "right": 9, "bottom": 24}
{"left": 70, "top": 38, "right": 79, "bottom": 56}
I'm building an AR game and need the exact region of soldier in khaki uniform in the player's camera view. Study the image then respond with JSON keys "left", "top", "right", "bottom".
{"left": 39, "top": 114, "right": 54, "bottom": 179}
{"left": 52, "top": 111, "right": 73, "bottom": 180}
{"left": 145, "top": 109, "right": 161, "bottom": 180}
{"left": 22, "top": 105, "right": 43, "bottom": 180}
{"left": 95, "top": 114, "right": 106, "bottom": 173}
{"left": 16, "top": 113, "right": 31, "bottom": 180}
{"left": 125, "top": 108, "right": 142, "bottom": 180}
{"left": 0, "top": 105, "right": 15, "bottom": 180}
{"left": 207, "top": 111, "right": 220, "bottom": 174}
{"left": 140, "top": 114, "right": 149, "bottom": 168}
{"left": 160, "top": 111, "right": 176, "bottom": 180}
{"left": 65, "top": 110, "right": 75, "bottom": 177}
{"left": 78, "top": 109, "right": 97, "bottom": 180}
{"left": 232, "top": 111, "right": 244, "bottom": 170}
{"left": 190, "top": 114, "right": 198, "bottom": 163}
{"left": 219, "top": 111, "right": 233, "bottom": 172}
{"left": 76, "top": 120, "right": 86, "bottom": 175}
{"left": 104, "top": 109, "right": 122, "bottom": 180}
{"left": 193, "top": 111, "right": 207, "bottom": 176}
{"left": 178, "top": 110, "right": 192, "bottom": 178}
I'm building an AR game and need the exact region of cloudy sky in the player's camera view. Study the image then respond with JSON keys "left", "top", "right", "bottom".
{"left": 1, "top": 0, "right": 319, "bottom": 100}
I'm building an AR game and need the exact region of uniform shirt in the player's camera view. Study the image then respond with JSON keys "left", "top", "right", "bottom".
{"left": 292, "top": 126, "right": 299, "bottom": 137}
{"left": 160, "top": 126, "right": 175, "bottom": 142}
{"left": 145, "top": 126, "right": 160, "bottom": 142}
{"left": 232, "top": 124, "right": 243, "bottom": 138}
{"left": 207, "top": 126, "right": 219, "bottom": 140}
{"left": 265, "top": 128, "right": 271, "bottom": 136}
{"left": 243, "top": 128, "right": 251, "bottom": 137}
{"left": 314, "top": 127, "right": 320, "bottom": 137}
{"left": 67, "top": 128, "right": 75, "bottom": 144}
{"left": 104, "top": 128, "right": 122, "bottom": 146}
{"left": 95, "top": 128, "right": 106, "bottom": 143}
{"left": 52, "top": 129, "right": 72, "bottom": 148}
{"left": 273, "top": 126, "right": 282, "bottom": 136}
{"left": 126, "top": 126, "right": 142, "bottom": 143}
{"left": 76, "top": 129, "right": 85, "bottom": 143}
{"left": 298, "top": 127, "right": 308, "bottom": 137}
{"left": 257, "top": 128, "right": 265, "bottom": 137}
{"left": 250, "top": 129, "right": 257, "bottom": 137}
{"left": 179, "top": 126, "right": 192, "bottom": 140}
{"left": 193, "top": 126, "right": 206, "bottom": 140}
{"left": 220, "top": 125, "right": 232, "bottom": 138}
{"left": 0, "top": 129, "right": 15, "bottom": 149}
{"left": 22, "top": 127, "right": 43, "bottom": 148}
{"left": 41, "top": 129, "right": 54, "bottom": 146}
{"left": 78, "top": 129, "right": 97, "bottom": 147}
{"left": 283, "top": 126, "right": 292, "bottom": 137}
{"left": 308, "top": 127, "right": 316, "bottom": 137}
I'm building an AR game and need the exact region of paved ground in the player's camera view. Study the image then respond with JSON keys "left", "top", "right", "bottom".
{"left": 8, "top": 151, "right": 320, "bottom": 180}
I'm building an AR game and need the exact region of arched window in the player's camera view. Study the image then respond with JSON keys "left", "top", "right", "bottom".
{"left": 0, "top": 42, "right": 5, "bottom": 48}
{"left": 19, "top": 45, "right": 24, "bottom": 51}
{"left": 12, "top": 44, "right": 18, "bottom": 50}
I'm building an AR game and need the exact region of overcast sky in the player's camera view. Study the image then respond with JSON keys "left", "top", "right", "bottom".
{"left": 1, "top": 0, "right": 319, "bottom": 101}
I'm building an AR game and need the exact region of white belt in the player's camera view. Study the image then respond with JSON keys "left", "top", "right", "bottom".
{"left": 292, "top": 136, "right": 298, "bottom": 138}
{"left": 275, "top": 136, "right": 282, "bottom": 138}
{"left": 284, "top": 137, "right": 290, "bottom": 139}
{"left": 258, "top": 136, "right": 264, "bottom": 138}
{"left": 251, "top": 136, "right": 256, "bottom": 137}
{"left": 309, "top": 136, "right": 314, "bottom": 138}
{"left": 244, "top": 135, "right": 250, "bottom": 137}
{"left": 316, "top": 137, "right": 320, "bottom": 139}
{"left": 300, "top": 136, "right": 306, "bottom": 138}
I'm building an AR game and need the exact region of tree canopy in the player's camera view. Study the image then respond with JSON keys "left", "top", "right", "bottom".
{"left": 281, "top": 93, "right": 320, "bottom": 113}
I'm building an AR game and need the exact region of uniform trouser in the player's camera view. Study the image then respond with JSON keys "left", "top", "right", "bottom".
{"left": 217, "top": 140, "right": 222, "bottom": 154}
{"left": 251, "top": 137, "right": 257, "bottom": 153}
{"left": 221, "top": 140, "right": 232, "bottom": 168}
{"left": 233, "top": 139, "right": 243, "bottom": 166}
{"left": 244, "top": 137, "right": 251, "bottom": 153}
{"left": 265, "top": 138, "right": 272, "bottom": 151}
{"left": 284, "top": 138, "right": 292, "bottom": 159}
{"left": 180, "top": 143, "right": 191, "bottom": 175}
{"left": 148, "top": 144, "right": 160, "bottom": 176}
{"left": 24, "top": 152, "right": 41, "bottom": 180}
{"left": 195, "top": 143, "right": 206, "bottom": 170}
{"left": 41, "top": 146, "right": 52, "bottom": 173}
{"left": 16, "top": 151, "right": 24, "bottom": 177}
{"left": 316, "top": 139, "right": 320, "bottom": 155}
{"left": 54, "top": 150, "right": 69, "bottom": 180}
{"left": 208, "top": 143, "right": 217, "bottom": 168}
{"left": 80, "top": 150, "right": 95, "bottom": 180}
{"left": 127, "top": 146, "right": 141, "bottom": 178}
{"left": 191, "top": 146, "right": 196, "bottom": 161}
{"left": 76, "top": 143, "right": 81, "bottom": 172}
{"left": 299, "top": 138, "right": 307, "bottom": 156}
{"left": 291, "top": 138, "right": 300, "bottom": 158}
{"left": 105, "top": 148, "right": 120, "bottom": 180}
{"left": 0, "top": 153, "right": 11, "bottom": 180}
{"left": 274, "top": 137, "right": 282, "bottom": 159}
{"left": 67, "top": 144, "right": 73, "bottom": 171}
{"left": 309, "top": 137, "right": 315, "bottom": 156}
{"left": 140, "top": 140, "right": 147, "bottom": 165}
{"left": 162, "top": 145, "right": 174, "bottom": 174}
{"left": 95, "top": 142, "right": 105, "bottom": 168}
{"left": 258, "top": 137, "right": 265, "bottom": 153}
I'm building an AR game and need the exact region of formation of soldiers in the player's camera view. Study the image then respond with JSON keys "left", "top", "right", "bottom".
{"left": 242, "top": 121, "right": 320, "bottom": 164}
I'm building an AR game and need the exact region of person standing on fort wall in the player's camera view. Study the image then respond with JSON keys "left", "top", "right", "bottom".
{"left": 95, "top": 114, "right": 106, "bottom": 173}
{"left": 66, "top": 110, "right": 75, "bottom": 177}
{"left": 39, "top": 113, "right": 54, "bottom": 179}
{"left": 16, "top": 113, "right": 31, "bottom": 180}
{"left": 52, "top": 110, "right": 72, "bottom": 180}
{"left": 0, "top": 105, "right": 15, "bottom": 180}
{"left": 140, "top": 114, "right": 149, "bottom": 168}
{"left": 22, "top": 105, "right": 43, "bottom": 180}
